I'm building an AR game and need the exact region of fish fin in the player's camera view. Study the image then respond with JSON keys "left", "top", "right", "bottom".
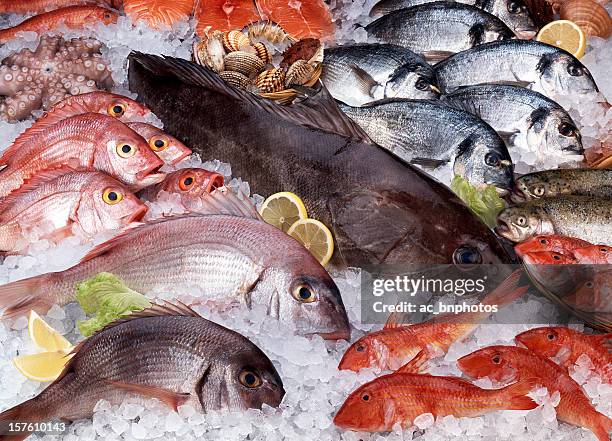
{"left": 440, "top": 94, "right": 484, "bottom": 118}
{"left": 0, "top": 276, "right": 51, "bottom": 320}
{"left": 384, "top": 310, "right": 409, "bottom": 329}
{"left": 410, "top": 157, "right": 448, "bottom": 168}
{"left": 347, "top": 63, "right": 380, "bottom": 98}
{"left": 422, "top": 51, "right": 455, "bottom": 64}
{"left": 481, "top": 270, "right": 527, "bottom": 307}
{"left": 481, "top": 79, "right": 533, "bottom": 88}
{"left": 193, "top": 187, "right": 262, "bottom": 220}
{"left": 78, "top": 222, "right": 147, "bottom": 262}
{"left": 592, "top": 412, "right": 612, "bottom": 441}
{"left": 128, "top": 52, "right": 372, "bottom": 143}
{"left": 500, "top": 377, "right": 538, "bottom": 411}
{"left": 104, "top": 380, "right": 191, "bottom": 412}
{"left": 396, "top": 350, "right": 430, "bottom": 374}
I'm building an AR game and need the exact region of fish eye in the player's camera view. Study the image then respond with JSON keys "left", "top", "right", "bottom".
{"left": 355, "top": 343, "right": 366, "bottom": 352}
{"left": 600, "top": 247, "right": 608, "bottom": 253}
{"left": 149, "top": 137, "right": 169, "bottom": 152}
{"left": 547, "top": 332, "right": 557, "bottom": 341}
{"left": 239, "top": 370, "right": 262, "bottom": 388}
{"left": 102, "top": 188, "right": 123, "bottom": 205}
{"left": 484, "top": 152, "right": 501, "bottom": 167}
{"left": 558, "top": 123, "right": 577, "bottom": 137}
{"left": 567, "top": 64, "right": 584, "bottom": 77}
{"left": 116, "top": 142, "right": 136, "bottom": 158}
{"left": 507, "top": 1, "right": 526, "bottom": 13}
{"left": 552, "top": 254, "right": 561, "bottom": 260}
{"left": 453, "top": 246, "right": 483, "bottom": 265}
{"left": 108, "top": 103, "right": 126, "bottom": 117}
{"left": 516, "top": 216, "right": 527, "bottom": 226}
{"left": 585, "top": 281, "right": 594, "bottom": 288}
{"left": 415, "top": 78, "right": 429, "bottom": 90}
{"left": 179, "top": 174, "right": 195, "bottom": 191}
{"left": 104, "top": 12, "right": 113, "bottom": 19}
{"left": 492, "top": 354, "right": 501, "bottom": 364}
{"left": 361, "top": 393, "right": 370, "bottom": 401}
{"left": 539, "top": 239, "right": 548, "bottom": 245}
{"left": 292, "top": 283, "right": 317, "bottom": 303}
{"left": 533, "top": 186, "right": 545, "bottom": 196}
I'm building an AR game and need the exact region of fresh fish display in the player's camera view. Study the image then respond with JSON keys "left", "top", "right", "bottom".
{"left": 0, "top": 168, "right": 146, "bottom": 252}
{"left": 515, "top": 326, "right": 612, "bottom": 383}
{"left": 0, "top": 191, "right": 351, "bottom": 340}
{"left": 369, "top": 0, "right": 537, "bottom": 38}
{"left": 434, "top": 40, "right": 600, "bottom": 98}
{"left": 0, "top": 303, "right": 285, "bottom": 440}
{"left": 365, "top": 2, "right": 515, "bottom": 61}
{"left": 333, "top": 372, "right": 536, "bottom": 431}
{"left": 128, "top": 54, "right": 513, "bottom": 267}
{"left": 573, "top": 245, "right": 612, "bottom": 264}
{"left": 0, "top": 6, "right": 119, "bottom": 43}
{"left": 0, "top": 112, "right": 165, "bottom": 197}
{"left": 497, "top": 196, "right": 612, "bottom": 244}
{"left": 457, "top": 345, "right": 612, "bottom": 441}
{"left": 514, "top": 234, "right": 591, "bottom": 257}
{"left": 512, "top": 169, "right": 612, "bottom": 202}
{"left": 126, "top": 122, "right": 193, "bottom": 165}
{"left": 338, "top": 272, "right": 526, "bottom": 371}
{"left": 443, "top": 84, "right": 584, "bottom": 160}
{"left": 338, "top": 98, "right": 514, "bottom": 191}
{"left": 320, "top": 44, "right": 439, "bottom": 106}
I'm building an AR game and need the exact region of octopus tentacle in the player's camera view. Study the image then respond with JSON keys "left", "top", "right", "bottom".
{"left": 0, "top": 87, "right": 44, "bottom": 121}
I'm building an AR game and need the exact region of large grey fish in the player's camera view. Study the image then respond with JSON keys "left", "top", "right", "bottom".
{"left": 126, "top": 54, "right": 514, "bottom": 268}
{"left": 338, "top": 99, "right": 513, "bottom": 192}
{"left": 442, "top": 84, "right": 584, "bottom": 158}
{"left": 370, "top": 0, "right": 537, "bottom": 38}
{"left": 0, "top": 190, "right": 351, "bottom": 340}
{"left": 496, "top": 195, "right": 612, "bottom": 243}
{"left": 512, "top": 169, "right": 612, "bottom": 202}
{"left": 0, "top": 303, "right": 284, "bottom": 441}
{"left": 365, "top": 2, "right": 515, "bottom": 62}
{"left": 434, "top": 40, "right": 599, "bottom": 98}
{"left": 321, "top": 44, "right": 439, "bottom": 106}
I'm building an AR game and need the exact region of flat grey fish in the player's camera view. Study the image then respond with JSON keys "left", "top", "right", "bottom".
{"left": 0, "top": 303, "right": 284, "bottom": 441}
{"left": 497, "top": 195, "right": 612, "bottom": 243}
{"left": 433, "top": 40, "right": 599, "bottom": 99}
{"left": 126, "top": 53, "right": 514, "bottom": 268}
{"left": 0, "top": 190, "right": 351, "bottom": 340}
{"left": 370, "top": 0, "right": 537, "bottom": 38}
{"left": 338, "top": 99, "right": 513, "bottom": 192}
{"left": 512, "top": 169, "right": 612, "bottom": 202}
{"left": 365, "top": 2, "right": 515, "bottom": 62}
{"left": 321, "top": 43, "right": 439, "bottom": 106}
{"left": 442, "top": 84, "right": 584, "bottom": 158}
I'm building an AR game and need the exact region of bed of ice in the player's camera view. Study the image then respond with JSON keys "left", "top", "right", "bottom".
{"left": 0, "top": 6, "right": 611, "bottom": 441}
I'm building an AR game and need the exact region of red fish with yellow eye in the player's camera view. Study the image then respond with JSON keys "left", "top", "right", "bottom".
{"left": 514, "top": 235, "right": 592, "bottom": 258}
{"left": 457, "top": 345, "right": 612, "bottom": 441}
{"left": 521, "top": 251, "right": 578, "bottom": 265}
{"left": 573, "top": 245, "right": 612, "bottom": 264}
{"left": 0, "top": 168, "right": 147, "bottom": 253}
{"left": 126, "top": 122, "right": 192, "bottom": 165}
{"left": 515, "top": 327, "right": 612, "bottom": 384}
{"left": 0, "top": 112, "right": 165, "bottom": 197}
{"left": 157, "top": 168, "right": 225, "bottom": 195}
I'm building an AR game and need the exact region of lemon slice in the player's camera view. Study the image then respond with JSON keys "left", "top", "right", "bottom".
{"left": 287, "top": 219, "right": 334, "bottom": 266}
{"left": 28, "top": 310, "right": 72, "bottom": 352}
{"left": 259, "top": 192, "right": 308, "bottom": 232}
{"left": 537, "top": 20, "right": 586, "bottom": 59}
{"left": 13, "top": 351, "right": 73, "bottom": 382}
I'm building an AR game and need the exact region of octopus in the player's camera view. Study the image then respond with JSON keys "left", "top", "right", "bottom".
{"left": 0, "top": 36, "right": 113, "bottom": 121}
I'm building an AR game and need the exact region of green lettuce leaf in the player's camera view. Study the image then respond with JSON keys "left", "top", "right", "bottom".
{"left": 451, "top": 175, "right": 506, "bottom": 228}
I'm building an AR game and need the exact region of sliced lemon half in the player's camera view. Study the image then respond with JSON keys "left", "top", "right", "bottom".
{"left": 13, "top": 351, "right": 73, "bottom": 382}
{"left": 259, "top": 192, "right": 308, "bottom": 232}
{"left": 28, "top": 310, "right": 72, "bottom": 352}
{"left": 287, "top": 218, "right": 334, "bottom": 266}
{"left": 537, "top": 20, "right": 586, "bottom": 59}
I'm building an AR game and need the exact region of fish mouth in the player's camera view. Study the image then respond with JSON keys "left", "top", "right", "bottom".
{"left": 313, "top": 327, "right": 351, "bottom": 341}
{"left": 171, "top": 149, "right": 192, "bottom": 165}
{"left": 205, "top": 174, "right": 225, "bottom": 193}
{"left": 128, "top": 205, "right": 148, "bottom": 223}
{"left": 516, "top": 30, "right": 537, "bottom": 39}
{"left": 510, "top": 188, "right": 528, "bottom": 203}
{"left": 495, "top": 221, "right": 513, "bottom": 240}
{"left": 136, "top": 163, "right": 164, "bottom": 181}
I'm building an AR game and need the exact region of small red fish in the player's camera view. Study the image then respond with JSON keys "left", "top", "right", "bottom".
{"left": 0, "top": 0, "right": 115, "bottom": 14}
{"left": 123, "top": 0, "right": 195, "bottom": 29}
{"left": 515, "top": 327, "right": 612, "bottom": 384}
{"left": 125, "top": 122, "right": 192, "bottom": 165}
{"left": 573, "top": 245, "right": 612, "bottom": 264}
{"left": 338, "top": 271, "right": 528, "bottom": 372}
{"left": 564, "top": 270, "right": 612, "bottom": 313}
{"left": 155, "top": 168, "right": 224, "bottom": 196}
{"left": 333, "top": 372, "right": 537, "bottom": 432}
{"left": 0, "top": 6, "right": 118, "bottom": 43}
{"left": 521, "top": 251, "right": 578, "bottom": 265}
{"left": 514, "top": 235, "right": 592, "bottom": 258}
{"left": 458, "top": 345, "right": 612, "bottom": 441}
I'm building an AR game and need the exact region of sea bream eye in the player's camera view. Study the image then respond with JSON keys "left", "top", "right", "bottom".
{"left": 415, "top": 78, "right": 429, "bottom": 90}
{"left": 179, "top": 175, "right": 195, "bottom": 191}
{"left": 102, "top": 188, "right": 123, "bottom": 205}
{"left": 485, "top": 152, "right": 501, "bottom": 166}
{"left": 116, "top": 142, "right": 136, "bottom": 158}
{"left": 149, "top": 137, "right": 168, "bottom": 151}
{"left": 108, "top": 103, "right": 126, "bottom": 117}
{"left": 239, "top": 370, "right": 262, "bottom": 388}
{"left": 292, "top": 283, "right": 317, "bottom": 303}
{"left": 559, "top": 123, "right": 577, "bottom": 137}
{"left": 567, "top": 64, "right": 584, "bottom": 77}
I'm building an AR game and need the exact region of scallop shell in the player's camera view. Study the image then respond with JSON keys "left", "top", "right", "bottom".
{"left": 242, "top": 21, "right": 295, "bottom": 45}
{"left": 193, "top": 31, "right": 226, "bottom": 73}
{"left": 560, "top": 0, "right": 612, "bottom": 38}
{"left": 223, "top": 30, "right": 251, "bottom": 52}
{"left": 254, "top": 68, "right": 286, "bottom": 93}
{"left": 223, "top": 51, "right": 265, "bottom": 78}
{"left": 219, "top": 71, "right": 251, "bottom": 90}
{"left": 251, "top": 42, "right": 272, "bottom": 64}
{"left": 285, "top": 59, "right": 315, "bottom": 87}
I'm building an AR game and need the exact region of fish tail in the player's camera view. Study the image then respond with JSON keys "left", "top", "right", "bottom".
{"left": 0, "top": 275, "right": 51, "bottom": 320}
{"left": 499, "top": 377, "right": 538, "bottom": 411}
{"left": 0, "top": 398, "right": 45, "bottom": 441}
{"left": 591, "top": 413, "right": 612, "bottom": 441}
{"left": 481, "top": 270, "right": 529, "bottom": 307}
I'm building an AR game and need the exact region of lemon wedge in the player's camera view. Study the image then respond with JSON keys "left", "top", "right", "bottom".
{"left": 287, "top": 219, "right": 334, "bottom": 266}
{"left": 259, "top": 192, "right": 308, "bottom": 232}
{"left": 537, "top": 20, "right": 586, "bottom": 59}
{"left": 28, "top": 310, "right": 72, "bottom": 352}
{"left": 13, "top": 351, "right": 73, "bottom": 382}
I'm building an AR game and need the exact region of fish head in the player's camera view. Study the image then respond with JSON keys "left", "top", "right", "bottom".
{"left": 469, "top": 21, "right": 515, "bottom": 48}
{"left": 457, "top": 346, "right": 519, "bottom": 383}
{"left": 514, "top": 326, "right": 568, "bottom": 358}
{"left": 525, "top": 107, "right": 583, "bottom": 159}
{"left": 537, "top": 53, "right": 599, "bottom": 96}
{"left": 94, "top": 8, "right": 119, "bottom": 25}
{"left": 453, "top": 134, "right": 514, "bottom": 193}
{"left": 522, "top": 251, "right": 576, "bottom": 265}
{"left": 338, "top": 332, "right": 386, "bottom": 372}
{"left": 161, "top": 168, "right": 225, "bottom": 196}
{"left": 103, "top": 96, "right": 151, "bottom": 122}
{"left": 514, "top": 235, "right": 570, "bottom": 256}
{"left": 487, "top": 0, "right": 537, "bottom": 39}
{"left": 496, "top": 205, "right": 544, "bottom": 242}
{"left": 201, "top": 348, "right": 285, "bottom": 411}
{"left": 145, "top": 131, "right": 193, "bottom": 165}
{"left": 333, "top": 380, "right": 391, "bottom": 431}
{"left": 573, "top": 245, "right": 610, "bottom": 264}
{"left": 384, "top": 64, "right": 440, "bottom": 100}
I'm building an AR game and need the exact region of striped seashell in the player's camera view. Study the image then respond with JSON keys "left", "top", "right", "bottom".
{"left": 251, "top": 42, "right": 272, "bottom": 64}
{"left": 224, "top": 51, "right": 265, "bottom": 78}
{"left": 193, "top": 33, "right": 226, "bottom": 73}
{"left": 254, "top": 68, "right": 286, "bottom": 93}
{"left": 219, "top": 71, "right": 251, "bottom": 90}
{"left": 223, "top": 30, "right": 251, "bottom": 52}
{"left": 560, "top": 0, "right": 611, "bottom": 38}
{"left": 285, "top": 59, "right": 315, "bottom": 87}
{"left": 242, "top": 21, "right": 293, "bottom": 45}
